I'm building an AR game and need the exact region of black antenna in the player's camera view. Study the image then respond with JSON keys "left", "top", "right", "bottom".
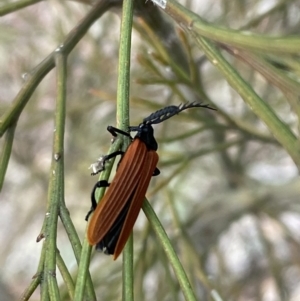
{"left": 142, "top": 102, "right": 216, "bottom": 125}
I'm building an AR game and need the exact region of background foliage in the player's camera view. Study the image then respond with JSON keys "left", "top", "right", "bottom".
{"left": 0, "top": 0, "right": 300, "bottom": 300}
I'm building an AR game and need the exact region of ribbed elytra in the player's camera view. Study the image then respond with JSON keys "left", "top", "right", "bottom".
{"left": 86, "top": 102, "right": 216, "bottom": 259}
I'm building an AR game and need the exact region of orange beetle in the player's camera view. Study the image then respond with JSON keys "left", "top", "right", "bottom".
{"left": 86, "top": 102, "right": 215, "bottom": 259}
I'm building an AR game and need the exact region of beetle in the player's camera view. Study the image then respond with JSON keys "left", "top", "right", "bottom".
{"left": 86, "top": 102, "right": 215, "bottom": 259}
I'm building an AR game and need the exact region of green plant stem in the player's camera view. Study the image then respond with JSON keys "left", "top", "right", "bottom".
{"left": 74, "top": 240, "right": 93, "bottom": 301}
{"left": 231, "top": 50, "right": 300, "bottom": 95}
{"left": 142, "top": 200, "right": 198, "bottom": 301}
{"left": 116, "top": 0, "right": 134, "bottom": 131}
{"left": 117, "top": 0, "right": 135, "bottom": 300}
{"left": 59, "top": 205, "right": 96, "bottom": 300}
{"left": 56, "top": 249, "right": 75, "bottom": 300}
{"left": 192, "top": 36, "right": 300, "bottom": 168}
{"left": 163, "top": 0, "right": 300, "bottom": 53}
{"left": 123, "top": 235, "right": 134, "bottom": 301}
{"left": 20, "top": 245, "right": 46, "bottom": 301}
{"left": 0, "top": 122, "right": 16, "bottom": 191}
{"left": 77, "top": 0, "right": 135, "bottom": 299}
{"left": 43, "top": 49, "right": 68, "bottom": 301}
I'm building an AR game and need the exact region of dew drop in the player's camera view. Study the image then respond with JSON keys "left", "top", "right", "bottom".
{"left": 21, "top": 73, "right": 29, "bottom": 80}
{"left": 165, "top": 66, "right": 171, "bottom": 73}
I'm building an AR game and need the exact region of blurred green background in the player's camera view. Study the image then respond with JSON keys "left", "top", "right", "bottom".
{"left": 0, "top": 0, "right": 300, "bottom": 300}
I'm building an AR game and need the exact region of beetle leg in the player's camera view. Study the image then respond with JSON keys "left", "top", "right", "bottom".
{"left": 107, "top": 126, "right": 132, "bottom": 138}
{"left": 85, "top": 180, "right": 110, "bottom": 221}
{"left": 90, "top": 151, "right": 124, "bottom": 175}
